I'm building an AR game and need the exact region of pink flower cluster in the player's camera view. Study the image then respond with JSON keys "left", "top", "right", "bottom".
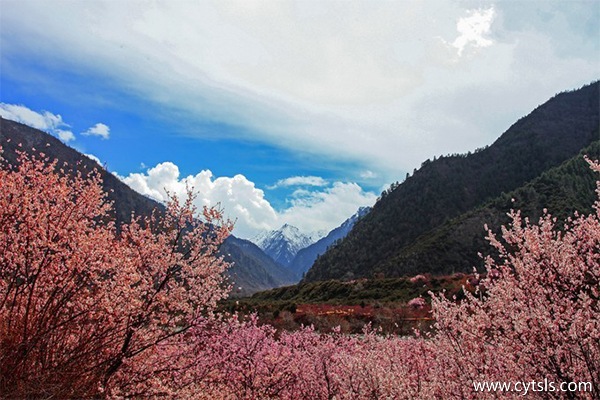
{"left": 1, "top": 151, "right": 598, "bottom": 399}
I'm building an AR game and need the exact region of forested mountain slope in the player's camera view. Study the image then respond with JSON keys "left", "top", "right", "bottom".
{"left": 305, "top": 82, "right": 600, "bottom": 282}
{"left": 377, "top": 141, "right": 600, "bottom": 277}
{"left": 0, "top": 117, "right": 161, "bottom": 225}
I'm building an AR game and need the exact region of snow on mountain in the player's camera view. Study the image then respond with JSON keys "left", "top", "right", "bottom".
{"left": 252, "top": 224, "right": 316, "bottom": 267}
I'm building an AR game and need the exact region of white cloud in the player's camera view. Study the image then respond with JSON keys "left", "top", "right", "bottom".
{"left": 56, "top": 129, "right": 76, "bottom": 143}
{"left": 120, "top": 161, "right": 376, "bottom": 239}
{"left": 1, "top": 1, "right": 598, "bottom": 179}
{"left": 84, "top": 153, "right": 102, "bottom": 165}
{"left": 121, "top": 162, "right": 279, "bottom": 238}
{"left": 82, "top": 123, "right": 110, "bottom": 139}
{"left": 0, "top": 103, "right": 76, "bottom": 143}
{"left": 269, "top": 175, "right": 328, "bottom": 189}
{"left": 360, "top": 170, "right": 376, "bottom": 179}
{"left": 281, "top": 182, "right": 377, "bottom": 235}
{"left": 450, "top": 7, "right": 495, "bottom": 56}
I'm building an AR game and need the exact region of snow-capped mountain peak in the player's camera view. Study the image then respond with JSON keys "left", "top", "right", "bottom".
{"left": 252, "top": 224, "right": 315, "bottom": 267}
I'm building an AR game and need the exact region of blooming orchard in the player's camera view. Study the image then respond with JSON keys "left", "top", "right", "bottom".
{"left": 1, "top": 150, "right": 598, "bottom": 399}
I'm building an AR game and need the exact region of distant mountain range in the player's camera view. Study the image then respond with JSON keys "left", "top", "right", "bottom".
{"left": 305, "top": 81, "right": 600, "bottom": 282}
{"left": 0, "top": 117, "right": 376, "bottom": 295}
{"left": 0, "top": 118, "right": 294, "bottom": 296}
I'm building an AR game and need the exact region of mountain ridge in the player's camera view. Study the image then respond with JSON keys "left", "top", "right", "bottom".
{"left": 379, "top": 140, "right": 600, "bottom": 277}
{"left": 305, "top": 81, "right": 600, "bottom": 282}
{"left": 221, "top": 236, "right": 297, "bottom": 297}
{"left": 289, "top": 206, "right": 371, "bottom": 278}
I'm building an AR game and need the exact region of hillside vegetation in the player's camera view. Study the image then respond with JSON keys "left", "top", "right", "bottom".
{"left": 306, "top": 82, "right": 600, "bottom": 282}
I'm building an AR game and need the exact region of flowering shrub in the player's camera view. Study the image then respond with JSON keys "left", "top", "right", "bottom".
{"left": 156, "top": 316, "right": 436, "bottom": 399}
{"left": 407, "top": 296, "right": 427, "bottom": 309}
{"left": 409, "top": 274, "right": 427, "bottom": 284}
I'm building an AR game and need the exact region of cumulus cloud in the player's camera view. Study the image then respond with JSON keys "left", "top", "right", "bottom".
{"left": 269, "top": 175, "right": 328, "bottom": 189}
{"left": 120, "top": 161, "right": 376, "bottom": 239}
{"left": 0, "top": 103, "right": 75, "bottom": 143}
{"left": 56, "top": 129, "right": 76, "bottom": 142}
{"left": 82, "top": 123, "right": 110, "bottom": 139}
{"left": 281, "top": 182, "right": 377, "bottom": 235}
{"left": 121, "top": 162, "right": 279, "bottom": 238}
{"left": 84, "top": 153, "right": 102, "bottom": 165}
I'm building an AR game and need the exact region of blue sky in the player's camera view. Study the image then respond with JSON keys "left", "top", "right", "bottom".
{"left": 1, "top": 0, "right": 598, "bottom": 239}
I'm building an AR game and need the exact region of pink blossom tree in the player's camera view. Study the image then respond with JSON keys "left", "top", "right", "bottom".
{"left": 429, "top": 158, "right": 600, "bottom": 398}
{"left": 0, "top": 150, "right": 232, "bottom": 398}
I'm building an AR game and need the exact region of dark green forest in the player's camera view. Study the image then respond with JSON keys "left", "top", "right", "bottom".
{"left": 305, "top": 82, "right": 600, "bottom": 282}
